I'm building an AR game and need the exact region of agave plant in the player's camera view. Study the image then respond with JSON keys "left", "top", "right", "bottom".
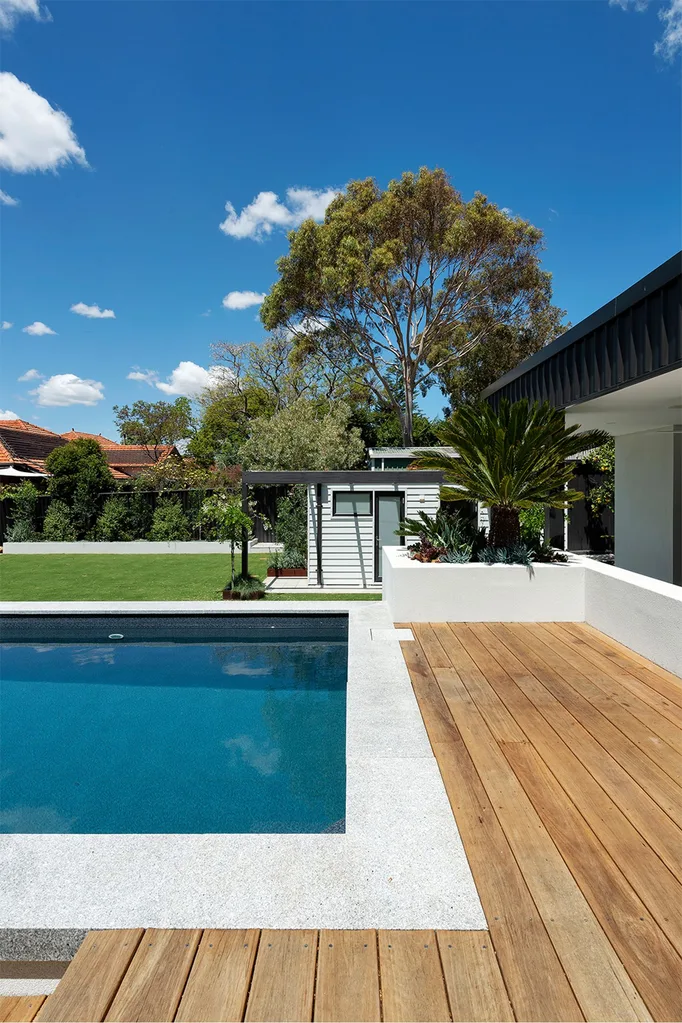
{"left": 414, "top": 399, "right": 610, "bottom": 547}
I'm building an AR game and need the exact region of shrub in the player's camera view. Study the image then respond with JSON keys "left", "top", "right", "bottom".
{"left": 519, "top": 506, "right": 545, "bottom": 544}
{"left": 478, "top": 543, "right": 533, "bottom": 566}
{"left": 45, "top": 438, "right": 113, "bottom": 538}
{"left": 5, "top": 480, "right": 40, "bottom": 541}
{"left": 146, "top": 498, "right": 191, "bottom": 541}
{"left": 276, "top": 485, "right": 307, "bottom": 567}
{"left": 229, "top": 573, "right": 266, "bottom": 599}
{"left": 5, "top": 519, "right": 38, "bottom": 542}
{"left": 95, "top": 498, "right": 133, "bottom": 541}
{"left": 128, "top": 490, "right": 153, "bottom": 539}
{"left": 42, "top": 500, "right": 77, "bottom": 541}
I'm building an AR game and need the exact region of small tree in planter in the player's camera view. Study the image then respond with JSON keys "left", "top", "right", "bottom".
{"left": 200, "top": 494, "right": 253, "bottom": 591}
{"left": 415, "top": 399, "right": 610, "bottom": 548}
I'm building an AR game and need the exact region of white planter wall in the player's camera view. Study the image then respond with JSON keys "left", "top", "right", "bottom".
{"left": 382, "top": 546, "right": 585, "bottom": 622}
{"left": 3, "top": 541, "right": 236, "bottom": 555}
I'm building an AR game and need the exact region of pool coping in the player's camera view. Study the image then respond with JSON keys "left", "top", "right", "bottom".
{"left": 0, "top": 601, "right": 485, "bottom": 957}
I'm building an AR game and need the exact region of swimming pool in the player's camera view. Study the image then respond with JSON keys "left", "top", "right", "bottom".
{"left": 0, "top": 614, "right": 347, "bottom": 834}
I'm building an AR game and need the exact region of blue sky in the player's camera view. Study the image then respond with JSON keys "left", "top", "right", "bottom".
{"left": 1, "top": 0, "right": 680, "bottom": 437}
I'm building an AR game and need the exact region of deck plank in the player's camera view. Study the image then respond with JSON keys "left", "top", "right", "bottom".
{"left": 399, "top": 639, "right": 462, "bottom": 745}
{"left": 244, "top": 930, "right": 317, "bottom": 1023}
{"left": 378, "top": 930, "right": 451, "bottom": 1022}
{"left": 466, "top": 622, "right": 682, "bottom": 961}
{"left": 36, "top": 929, "right": 143, "bottom": 1023}
{"left": 105, "top": 929, "right": 201, "bottom": 1023}
{"left": 436, "top": 931, "right": 514, "bottom": 1022}
{"left": 0, "top": 998, "right": 46, "bottom": 1023}
{"left": 314, "top": 930, "right": 380, "bottom": 1022}
{"left": 431, "top": 630, "right": 649, "bottom": 1021}
{"left": 175, "top": 929, "right": 259, "bottom": 1022}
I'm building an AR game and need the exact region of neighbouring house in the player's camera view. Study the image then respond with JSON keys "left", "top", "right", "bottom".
{"left": 242, "top": 470, "right": 442, "bottom": 587}
{"left": 0, "top": 420, "right": 180, "bottom": 480}
{"left": 483, "top": 250, "right": 681, "bottom": 585}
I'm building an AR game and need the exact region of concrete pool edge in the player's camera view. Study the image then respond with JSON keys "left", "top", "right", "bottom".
{"left": 0, "top": 601, "right": 485, "bottom": 954}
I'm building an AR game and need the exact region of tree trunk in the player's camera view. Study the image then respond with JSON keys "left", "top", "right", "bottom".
{"left": 489, "top": 506, "right": 521, "bottom": 548}
{"left": 401, "top": 365, "right": 415, "bottom": 446}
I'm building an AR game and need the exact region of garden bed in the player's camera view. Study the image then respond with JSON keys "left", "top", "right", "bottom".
{"left": 266, "top": 566, "right": 307, "bottom": 578}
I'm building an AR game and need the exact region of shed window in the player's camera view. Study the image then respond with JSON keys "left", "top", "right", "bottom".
{"left": 333, "top": 491, "right": 373, "bottom": 516}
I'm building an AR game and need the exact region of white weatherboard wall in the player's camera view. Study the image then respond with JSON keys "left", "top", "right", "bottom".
{"left": 308, "top": 483, "right": 440, "bottom": 588}
{"left": 3, "top": 542, "right": 234, "bottom": 555}
{"left": 382, "top": 546, "right": 585, "bottom": 622}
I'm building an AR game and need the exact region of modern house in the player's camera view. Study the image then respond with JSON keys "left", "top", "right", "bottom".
{"left": 483, "top": 251, "right": 681, "bottom": 584}
{"left": 242, "top": 470, "right": 442, "bottom": 587}
{"left": 0, "top": 419, "right": 180, "bottom": 480}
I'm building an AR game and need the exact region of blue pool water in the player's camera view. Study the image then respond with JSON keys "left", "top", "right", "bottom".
{"left": 0, "top": 615, "right": 347, "bottom": 834}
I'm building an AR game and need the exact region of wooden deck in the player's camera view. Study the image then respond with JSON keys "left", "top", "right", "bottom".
{"left": 8, "top": 620, "right": 682, "bottom": 1022}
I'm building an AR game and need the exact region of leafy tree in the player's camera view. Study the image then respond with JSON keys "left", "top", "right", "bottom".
{"left": 186, "top": 388, "right": 274, "bottom": 468}
{"left": 261, "top": 167, "right": 563, "bottom": 444}
{"left": 95, "top": 497, "right": 133, "bottom": 541}
{"left": 238, "top": 398, "right": 365, "bottom": 471}
{"left": 586, "top": 439, "right": 615, "bottom": 513}
{"left": 415, "top": 399, "right": 610, "bottom": 547}
{"left": 45, "top": 438, "right": 113, "bottom": 537}
{"left": 134, "top": 454, "right": 239, "bottom": 494}
{"left": 6, "top": 480, "right": 41, "bottom": 540}
{"left": 42, "top": 500, "right": 77, "bottom": 541}
{"left": 350, "top": 404, "right": 441, "bottom": 451}
{"left": 199, "top": 493, "right": 252, "bottom": 588}
{"left": 146, "top": 498, "right": 191, "bottom": 541}
{"left": 113, "top": 398, "right": 193, "bottom": 459}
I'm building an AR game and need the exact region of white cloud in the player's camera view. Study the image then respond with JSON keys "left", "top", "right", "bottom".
{"left": 610, "top": 0, "right": 682, "bottom": 58}
{"left": 23, "top": 321, "right": 56, "bottom": 336}
{"left": 200, "top": 309, "right": 211, "bottom": 317}
{"left": 219, "top": 186, "right": 339, "bottom": 241}
{"left": 0, "top": 189, "right": 18, "bottom": 205}
{"left": 127, "top": 368, "right": 158, "bottom": 386}
{"left": 1, "top": 320, "right": 12, "bottom": 330}
{"left": 0, "top": 0, "right": 50, "bottom": 33}
{"left": 0, "top": 72, "right": 87, "bottom": 173}
{"left": 0, "top": 408, "right": 20, "bottom": 419}
{"left": 222, "top": 290, "right": 266, "bottom": 310}
{"left": 155, "top": 360, "right": 228, "bottom": 397}
{"left": 285, "top": 315, "right": 329, "bottom": 340}
{"left": 70, "top": 301, "right": 115, "bottom": 319}
{"left": 18, "top": 367, "right": 42, "bottom": 381}
{"left": 30, "top": 373, "right": 104, "bottom": 407}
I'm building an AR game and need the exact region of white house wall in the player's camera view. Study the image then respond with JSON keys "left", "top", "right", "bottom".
{"left": 308, "top": 483, "right": 441, "bottom": 588}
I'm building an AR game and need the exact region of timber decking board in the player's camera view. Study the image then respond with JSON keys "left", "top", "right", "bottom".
{"left": 0, "top": 998, "right": 46, "bottom": 1023}
{"left": 377, "top": 931, "right": 451, "bottom": 1023}
{"left": 314, "top": 930, "right": 381, "bottom": 1023}
{"left": 243, "top": 929, "right": 317, "bottom": 1023}
{"left": 175, "top": 929, "right": 259, "bottom": 1023}
{"left": 436, "top": 931, "right": 514, "bottom": 1022}
{"left": 105, "top": 929, "right": 201, "bottom": 1023}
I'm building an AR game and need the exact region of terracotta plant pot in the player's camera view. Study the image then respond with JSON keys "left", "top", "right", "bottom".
{"left": 222, "top": 588, "right": 240, "bottom": 600}
{"left": 266, "top": 567, "right": 307, "bottom": 577}
{"left": 222, "top": 587, "right": 266, "bottom": 600}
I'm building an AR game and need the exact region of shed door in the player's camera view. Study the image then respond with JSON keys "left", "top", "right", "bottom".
{"left": 374, "top": 493, "right": 405, "bottom": 582}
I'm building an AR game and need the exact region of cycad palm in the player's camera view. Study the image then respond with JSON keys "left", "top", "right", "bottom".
{"left": 414, "top": 399, "right": 611, "bottom": 547}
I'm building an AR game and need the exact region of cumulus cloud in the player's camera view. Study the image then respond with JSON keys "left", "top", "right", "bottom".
{"left": 0, "top": 189, "right": 18, "bottom": 205}
{"left": 23, "top": 321, "right": 56, "bottom": 335}
{"left": 155, "top": 361, "right": 229, "bottom": 397}
{"left": 610, "top": 0, "right": 682, "bottom": 58}
{"left": 0, "top": 408, "right": 20, "bottom": 419}
{"left": 0, "top": 72, "right": 87, "bottom": 173}
{"left": 18, "top": 368, "right": 42, "bottom": 381}
{"left": 127, "top": 368, "right": 158, "bottom": 386}
{"left": 70, "top": 301, "right": 115, "bottom": 319}
{"left": 219, "top": 186, "right": 339, "bottom": 240}
{"left": 222, "top": 290, "right": 266, "bottom": 310}
{"left": 1, "top": 321, "right": 12, "bottom": 330}
{"left": 30, "top": 373, "right": 104, "bottom": 407}
{"left": 0, "top": 0, "right": 50, "bottom": 33}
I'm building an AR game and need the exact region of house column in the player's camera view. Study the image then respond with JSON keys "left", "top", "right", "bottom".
{"left": 615, "top": 429, "right": 682, "bottom": 585}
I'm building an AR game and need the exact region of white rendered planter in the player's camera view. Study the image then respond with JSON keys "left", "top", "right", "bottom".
{"left": 382, "top": 545, "right": 585, "bottom": 622}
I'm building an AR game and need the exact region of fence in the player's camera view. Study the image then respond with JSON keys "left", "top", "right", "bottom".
{"left": 0, "top": 485, "right": 288, "bottom": 545}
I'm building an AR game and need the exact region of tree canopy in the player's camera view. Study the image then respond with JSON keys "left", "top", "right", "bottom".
{"left": 238, "top": 398, "right": 366, "bottom": 471}
{"left": 113, "top": 397, "right": 194, "bottom": 458}
{"left": 45, "top": 438, "right": 113, "bottom": 537}
{"left": 261, "top": 167, "right": 564, "bottom": 443}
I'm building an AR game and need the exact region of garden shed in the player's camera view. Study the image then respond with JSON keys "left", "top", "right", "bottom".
{"left": 241, "top": 470, "right": 443, "bottom": 588}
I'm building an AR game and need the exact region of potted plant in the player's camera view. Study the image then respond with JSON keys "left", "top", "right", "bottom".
{"left": 199, "top": 493, "right": 254, "bottom": 597}
{"left": 228, "top": 574, "right": 266, "bottom": 600}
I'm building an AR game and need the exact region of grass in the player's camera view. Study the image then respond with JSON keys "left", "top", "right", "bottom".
{"left": 0, "top": 553, "right": 269, "bottom": 602}
{"left": 0, "top": 554, "right": 383, "bottom": 601}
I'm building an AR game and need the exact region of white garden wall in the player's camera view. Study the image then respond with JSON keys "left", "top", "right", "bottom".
{"left": 3, "top": 541, "right": 235, "bottom": 555}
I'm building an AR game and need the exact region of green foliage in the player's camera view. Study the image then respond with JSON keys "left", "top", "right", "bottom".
{"left": 415, "top": 399, "right": 610, "bottom": 547}
{"left": 238, "top": 398, "right": 365, "bottom": 471}
{"left": 42, "top": 500, "right": 77, "bottom": 541}
{"left": 276, "top": 485, "right": 308, "bottom": 567}
{"left": 261, "top": 167, "right": 563, "bottom": 444}
{"left": 45, "top": 438, "right": 113, "bottom": 538}
{"left": 478, "top": 543, "right": 534, "bottom": 566}
{"left": 95, "top": 498, "right": 133, "bottom": 541}
{"left": 397, "top": 509, "right": 483, "bottom": 563}
{"left": 6, "top": 481, "right": 40, "bottom": 540}
{"left": 350, "top": 404, "right": 441, "bottom": 452}
{"left": 127, "top": 490, "right": 153, "bottom": 539}
{"left": 229, "top": 573, "right": 266, "bottom": 598}
{"left": 200, "top": 493, "right": 252, "bottom": 587}
{"left": 147, "top": 498, "right": 191, "bottom": 541}
{"left": 113, "top": 397, "right": 193, "bottom": 455}
{"left": 586, "top": 438, "right": 615, "bottom": 512}
{"left": 519, "top": 505, "right": 545, "bottom": 544}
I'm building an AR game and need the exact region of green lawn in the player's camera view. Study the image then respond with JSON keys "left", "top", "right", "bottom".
{"left": 0, "top": 554, "right": 382, "bottom": 601}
